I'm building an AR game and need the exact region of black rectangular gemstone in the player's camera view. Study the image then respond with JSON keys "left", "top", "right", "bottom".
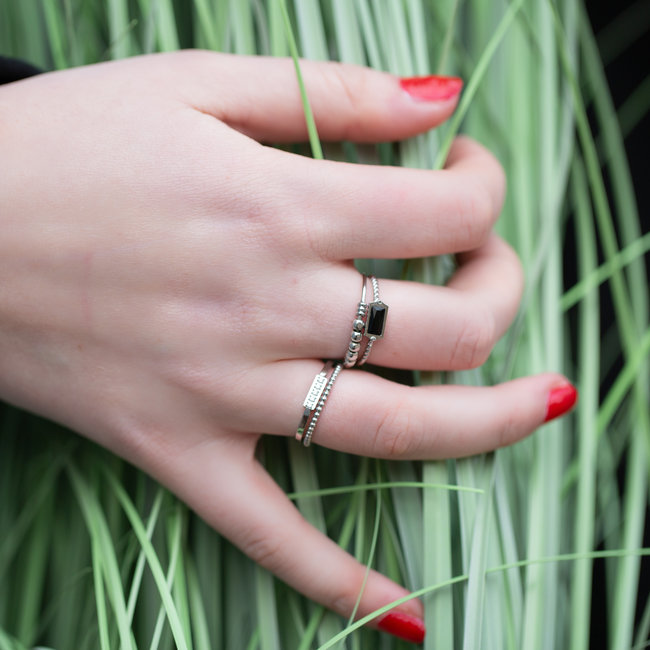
{"left": 365, "top": 302, "right": 387, "bottom": 338}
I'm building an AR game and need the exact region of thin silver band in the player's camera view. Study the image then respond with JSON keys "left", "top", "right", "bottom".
{"left": 302, "top": 362, "right": 343, "bottom": 447}
{"left": 295, "top": 361, "right": 333, "bottom": 442}
{"left": 343, "top": 275, "right": 368, "bottom": 368}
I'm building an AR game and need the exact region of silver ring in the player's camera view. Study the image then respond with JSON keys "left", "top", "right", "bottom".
{"left": 343, "top": 275, "right": 368, "bottom": 369}
{"left": 358, "top": 275, "right": 388, "bottom": 366}
{"left": 295, "top": 361, "right": 333, "bottom": 442}
{"left": 302, "top": 362, "right": 343, "bottom": 447}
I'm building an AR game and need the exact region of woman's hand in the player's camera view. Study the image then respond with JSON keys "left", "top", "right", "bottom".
{"left": 0, "top": 52, "right": 575, "bottom": 642}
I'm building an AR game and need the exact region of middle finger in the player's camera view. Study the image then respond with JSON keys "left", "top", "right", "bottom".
{"left": 278, "top": 233, "right": 522, "bottom": 371}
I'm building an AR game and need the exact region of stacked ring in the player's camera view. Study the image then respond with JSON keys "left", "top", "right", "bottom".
{"left": 295, "top": 361, "right": 333, "bottom": 442}
{"left": 301, "top": 363, "right": 342, "bottom": 447}
{"left": 343, "top": 276, "right": 368, "bottom": 368}
{"left": 344, "top": 274, "right": 388, "bottom": 368}
{"left": 296, "top": 362, "right": 343, "bottom": 447}
{"left": 293, "top": 275, "right": 388, "bottom": 446}
{"left": 358, "top": 275, "right": 388, "bottom": 366}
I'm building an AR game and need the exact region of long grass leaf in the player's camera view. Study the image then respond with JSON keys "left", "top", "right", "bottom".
{"left": 569, "top": 156, "right": 600, "bottom": 650}
{"left": 67, "top": 463, "right": 135, "bottom": 650}
{"left": 434, "top": 0, "right": 524, "bottom": 169}
{"left": 101, "top": 469, "right": 190, "bottom": 650}
{"left": 461, "top": 460, "right": 494, "bottom": 650}
{"left": 126, "top": 489, "right": 164, "bottom": 623}
{"left": 277, "top": 0, "right": 323, "bottom": 159}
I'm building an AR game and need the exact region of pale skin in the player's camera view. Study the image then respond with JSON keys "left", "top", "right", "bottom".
{"left": 0, "top": 51, "right": 572, "bottom": 636}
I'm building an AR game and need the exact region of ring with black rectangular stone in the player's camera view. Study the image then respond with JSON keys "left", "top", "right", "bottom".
{"left": 358, "top": 275, "right": 388, "bottom": 366}
{"left": 296, "top": 361, "right": 334, "bottom": 442}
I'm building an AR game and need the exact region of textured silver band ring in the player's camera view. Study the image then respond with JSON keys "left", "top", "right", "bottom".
{"left": 295, "top": 361, "right": 334, "bottom": 442}
{"left": 343, "top": 275, "right": 368, "bottom": 369}
{"left": 358, "top": 275, "right": 388, "bottom": 366}
{"left": 302, "top": 362, "right": 343, "bottom": 447}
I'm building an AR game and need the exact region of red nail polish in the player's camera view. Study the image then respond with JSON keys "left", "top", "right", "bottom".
{"left": 544, "top": 381, "right": 578, "bottom": 422}
{"left": 376, "top": 611, "right": 426, "bottom": 644}
{"left": 400, "top": 75, "right": 463, "bottom": 102}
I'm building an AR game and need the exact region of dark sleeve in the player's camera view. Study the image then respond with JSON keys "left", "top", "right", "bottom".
{"left": 0, "top": 56, "right": 43, "bottom": 85}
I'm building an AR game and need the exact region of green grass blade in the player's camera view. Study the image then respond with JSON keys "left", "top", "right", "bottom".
{"left": 434, "top": 0, "right": 524, "bottom": 169}
{"left": 107, "top": 0, "right": 133, "bottom": 59}
{"left": 423, "top": 461, "right": 454, "bottom": 650}
{"left": 101, "top": 469, "right": 190, "bottom": 650}
{"left": 146, "top": 0, "right": 180, "bottom": 52}
{"left": 126, "top": 489, "right": 164, "bottom": 623}
{"left": 595, "top": 0, "right": 650, "bottom": 64}
{"left": 331, "top": 0, "right": 365, "bottom": 65}
{"left": 569, "top": 156, "right": 600, "bottom": 650}
{"left": 42, "top": 0, "right": 69, "bottom": 69}
{"left": 354, "top": 0, "right": 384, "bottom": 70}
{"left": 67, "top": 462, "right": 135, "bottom": 650}
{"left": 346, "top": 480, "right": 382, "bottom": 633}
{"left": 560, "top": 233, "right": 650, "bottom": 311}
{"left": 277, "top": 0, "right": 323, "bottom": 159}
{"left": 14, "top": 489, "right": 53, "bottom": 646}
{"left": 192, "top": 0, "right": 221, "bottom": 50}
{"left": 255, "top": 566, "right": 281, "bottom": 650}
{"left": 229, "top": 0, "right": 256, "bottom": 55}
{"left": 287, "top": 480, "right": 482, "bottom": 500}
{"left": 293, "top": 0, "right": 328, "bottom": 61}
{"left": 386, "top": 464, "right": 424, "bottom": 590}
{"left": 186, "top": 558, "right": 211, "bottom": 650}
{"left": 461, "top": 459, "right": 494, "bottom": 650}
{"left": 618, "top": 74, "right": 650, "bottom": 138}
{"left": 91, "top": 538, "right": 111, "bottom": 650}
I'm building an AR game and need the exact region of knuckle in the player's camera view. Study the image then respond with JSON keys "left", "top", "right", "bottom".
{"left": 452, "top": 180, "right": 494, "bottom": 249}
{"left": 449, "top": 309, "right": 496, "bottom": 369}
{"left": 496, "top": 408, "right": 523, "bottom": 449}
{"left": 240, "top": 526, "right": 287, "bottom": 572}
{"left": 372, "top": 396, "right": 422, "bottom": 458}
{"left": 329, "top": 590, "right": 359, "bottom": 618}
{"left": 471, "top": 180, "right": 498, "bottom": 241}
{"left": 322, "top": 63, "right": 367, "bottom": 139}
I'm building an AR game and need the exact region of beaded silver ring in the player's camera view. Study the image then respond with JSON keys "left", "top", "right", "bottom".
{"left": 301, "top": 362, "right": 343, "bottom": 447}
{"left": 343, "top": 275, "right": 368, "bottom": 368}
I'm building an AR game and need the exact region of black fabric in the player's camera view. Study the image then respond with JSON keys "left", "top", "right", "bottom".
{"left": 0, "top": 56, "right": 42, "bottom": 85}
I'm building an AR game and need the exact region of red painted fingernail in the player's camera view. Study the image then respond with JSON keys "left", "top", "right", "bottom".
{"left": 376, "top": 611, "right": 426, "bottom": 644}
{"left": 544, "top": 381, "right": 578, "bottom": 422}
{"left": 400, "top": 75, "right": 463, "bottom": 102}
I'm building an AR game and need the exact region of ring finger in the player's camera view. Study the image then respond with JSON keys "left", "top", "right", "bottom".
{"left": 240, "top": 362, "right": 574, "bottom": 458}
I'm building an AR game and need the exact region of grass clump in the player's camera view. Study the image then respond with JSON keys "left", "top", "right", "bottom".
{"left": 0, "top": 1, "right": 648, "bottom": 648}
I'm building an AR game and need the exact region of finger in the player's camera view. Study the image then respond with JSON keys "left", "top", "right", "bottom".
{"left": 244, "top": 363, "right": 577, "bottom": 459}
{"left": 168, "top": 51, "right": 461, "bottom": 143}
{"left": 375, "top": 234, "right": 524, "bottom": 370}
{"left": 281, "top": 136, "right": 506, "bottom": 260}
{"left": 159, "top": 433, "right": 426, "bottom": 643}
{"left": 355, "top": 234, "right": 523, "bottom": 370}
{"left": 251, "top": 235, "right": 521, "bottom": 371}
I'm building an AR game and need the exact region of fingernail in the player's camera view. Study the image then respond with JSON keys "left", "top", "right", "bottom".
{"left": 376, "top": 611, "right": 426, "bottom": 644}
{"left": 544, "top": 380, "right": 578, "bottom": 422}
{"left": 400, "top": 75, "right": 463, "bottom": 102}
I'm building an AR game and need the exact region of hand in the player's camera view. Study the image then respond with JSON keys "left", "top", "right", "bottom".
{"left": 0, "top": 51, "right": 576, "bottom": 642}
